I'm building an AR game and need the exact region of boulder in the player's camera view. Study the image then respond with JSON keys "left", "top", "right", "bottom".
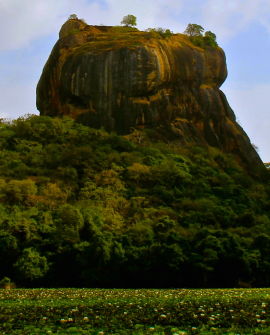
{"left": 36, "top": 20, "right": 264, "bottom": 173}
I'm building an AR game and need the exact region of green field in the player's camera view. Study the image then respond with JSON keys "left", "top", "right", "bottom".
{"left": 0, "top": 288, "right": 270, "bottom": 334}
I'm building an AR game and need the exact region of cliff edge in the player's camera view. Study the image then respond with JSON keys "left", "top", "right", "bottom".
{"left": 36, "top": 19, "right": 264, "bottom": 173}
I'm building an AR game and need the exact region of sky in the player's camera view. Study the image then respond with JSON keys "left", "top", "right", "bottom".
{"left": 0, "top": 0, "right": 269, "bottom": 162}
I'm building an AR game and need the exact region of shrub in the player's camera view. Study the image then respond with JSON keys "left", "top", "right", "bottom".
{"left": 203, "top": 36, "right": 218, "bottom": 48}
{"left": 68, "top": 14, "right": 78, "bottom": 20}
{"left": 191, "top": 36, "right": 204, "bottom": 48}
{"left": 205, "top": 31, "right": 216, "bottom": 41}
{"left": 67, "top": 29, "right": 81, "bottom": 36}
{"left": 0, "top": 277, "right": 16, "bottom": 289}
{"left": 13, "top": 248, "right": 50, "bottom": 282}
{"left": 203, "top": 31, "right": 218, "bottom": 48}
{"left": 144, "top": 27, "right": 173, "bottom": 40}
{"left": 164, "top": 29, "right": 173, "bottom": 38}
{"left": 145, "top": 28, "right": 160, "bottom": 39}
{"left": 0, "top": 277, "right": 10, "bottom": 287}
{"left": 184, "top": 24, "right": 218, "bottom": 49}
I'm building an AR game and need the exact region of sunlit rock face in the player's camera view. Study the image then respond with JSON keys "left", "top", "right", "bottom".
{"left": 37, "top": 19, "right": 264, "bottom": 173}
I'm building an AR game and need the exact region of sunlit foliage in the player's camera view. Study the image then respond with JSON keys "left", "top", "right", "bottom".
{"left": 0, "top": 114, "right": 269, "bottom": 290}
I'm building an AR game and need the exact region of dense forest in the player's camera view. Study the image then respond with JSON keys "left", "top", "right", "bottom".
{"left": 0, "top": 114, "right": 270, "bottom": 289}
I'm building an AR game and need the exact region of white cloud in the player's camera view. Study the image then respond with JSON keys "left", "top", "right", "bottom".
{"left": 202, "top": 0, "right": 270, "bottom": 40}
{"left": 222, "top": 83, "right": 270, "bottom": 163}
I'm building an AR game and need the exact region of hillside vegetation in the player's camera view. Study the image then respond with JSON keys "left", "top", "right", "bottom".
{"left": 0, "top": 114, "right": 270, "bottom": 289}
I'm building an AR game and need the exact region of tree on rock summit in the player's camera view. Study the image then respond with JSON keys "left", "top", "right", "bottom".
{"left": 68, "top": 14, "right": 78, "bottom": 20}
{"left": 184, "top": 23, "right": 204, "bottom": 37}
{"left": 204, "top": 31, "right": 216, "bottom": 41}
{"left": 121, "top": 14, "right": 137, "bottom": 27}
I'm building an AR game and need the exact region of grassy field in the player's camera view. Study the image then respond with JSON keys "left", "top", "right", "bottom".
{"left": 0, "top": 288, "right": 270, "bottom": 334}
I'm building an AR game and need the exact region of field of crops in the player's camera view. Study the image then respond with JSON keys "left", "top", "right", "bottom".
{"left": 0, "top": 288, "right": 270, "bottom": 335}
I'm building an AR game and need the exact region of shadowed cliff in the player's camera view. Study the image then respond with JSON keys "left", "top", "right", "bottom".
{"left": 36, "top": 19, "right": 264, "bottom": 174}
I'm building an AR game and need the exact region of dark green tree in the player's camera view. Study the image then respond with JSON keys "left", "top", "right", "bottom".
{"left": 204, "top": 31, "right": 218, "bottom": 48}
{"left": 55, "top": 204, "right": 84, "bottom": 244}
{"left": 68, "top": 14, "right": 78, "bottom": 20}
{"left": 184, "top": 23, "right": 204, "bottom": 37}
{"left": 204, "top": 31, "right": 216, "bottom": 41}
{"left": 13, "top": 248, "right": 50, "bottom": 282}
{"left": 121, "top": 14, "right": 137, "bottom": 27}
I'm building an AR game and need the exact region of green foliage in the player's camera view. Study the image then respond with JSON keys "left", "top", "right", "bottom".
{"left": 0, "top": 114, "right": 269, "bottom": 288}
{"left": 121, "top": 14, "right": 137, "bottom": 27}
{"left": 205, "top": 30, "right": 216, "bottom": 41}
{"left": 1, "top": 179, "right": 37, "bottom": 206}
{"left": 13, "top": 248, "right": 50, "bottom": 281}
{"left": 0, "top": 276, "right": 10, "bottom": 286}
{"left": 204, "top": 31, "right": 218, "bottom": 48}
{"left": 55, "top": 204, "right": 84, "bottom": 243}
{"left": 183, "top": 24, "right": 218, "bottom": 49}
{"left": 190, "top": 34, "right": 219, "bottom": 49}
{"left": 184, "top": 23, "right": 204, "bottom": 37}
{"left": 67, "top": 29, "right": 81, "bottom": 36}
{"left": 68, "top": 14, "right": 78, "bottom": 20}
{"left": 191, "top": 36, "right": 204, "bottom": 48}
{"left": 145, "top": 27, "right": 173, "bottom": 40}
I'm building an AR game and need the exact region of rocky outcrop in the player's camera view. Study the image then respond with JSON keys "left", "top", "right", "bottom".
{"left": 36, "top": 19, "right": 264, "bottom": 173}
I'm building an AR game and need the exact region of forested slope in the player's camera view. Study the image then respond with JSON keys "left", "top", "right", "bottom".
{"left": 0, "top": 114, "right": 270, "bottom": 289}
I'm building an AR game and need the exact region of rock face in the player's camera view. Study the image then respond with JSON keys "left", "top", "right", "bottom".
{"left": 37, "top": 19, "right": 264, "bottom": 173}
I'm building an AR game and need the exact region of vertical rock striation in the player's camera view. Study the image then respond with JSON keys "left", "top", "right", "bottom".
{"left": 37, "top": 19, "right": 264, "bottom": 173}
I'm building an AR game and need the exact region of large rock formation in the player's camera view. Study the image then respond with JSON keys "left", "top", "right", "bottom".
{"left": 37, "top": 19, "right": 264, "bottom": 173}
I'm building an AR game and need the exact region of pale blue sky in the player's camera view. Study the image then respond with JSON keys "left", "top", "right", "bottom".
{"left": 0, "top": 0, "right": 269, "bottom": 162}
